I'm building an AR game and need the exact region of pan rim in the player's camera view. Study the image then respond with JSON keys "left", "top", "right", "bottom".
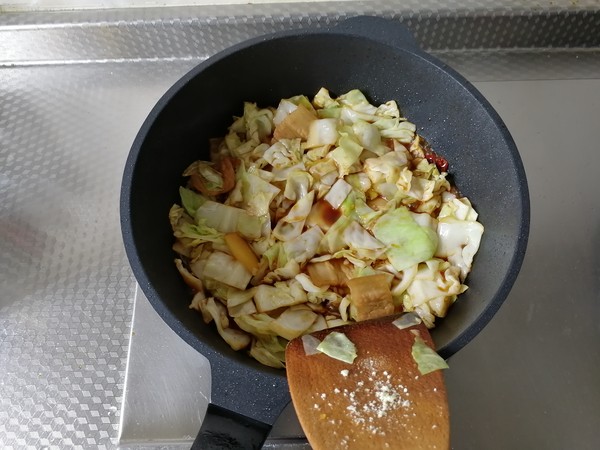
{"left": 120, "top": 18, "right": 530, "bottom": 402}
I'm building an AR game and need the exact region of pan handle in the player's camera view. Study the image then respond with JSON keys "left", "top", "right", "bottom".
{"left": 191, "top": 403, "right": 272, "bottom": 450}
{"left": 331, "top": 16, "right": 420, "bottom": 51}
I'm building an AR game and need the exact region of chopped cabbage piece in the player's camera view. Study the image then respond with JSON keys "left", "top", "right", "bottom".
{"left": 436, "top": 219, "right": 484, "bottom": 280}
{"left": 301, "top": 334, "right": 322, "bottom": 355}
{"left": 234, "top": 313, "right": 276, "bottom": 337}
{"left": 253, "top": 281, "right": 307, "bottom": 312}
{"left": 227, "top": 289, "right": 257, "bottom": 318}
{"left": 270, "top": 305, "right": 318, "bottom": 340}
{"left": 203, "top": 251, "right": 252, "bottom": 290}
{"left": 338, "top": 89, "right": 378, "bottom": 116}
{"left": 323, "top": 178, "right": 352, "bottom": 209}
{"left": 373, "top": 118, "right": 416, "bottom": 143}
{"left": 283, "top": 170, "right": 313, "bottom": 201}
{"left": 179, "top": 186, "right": 207, "bottom": 217}
{"left": 352, "top": 120, "right": 389, "bottom": 156}
{"left": 175, "top": 258, "right": 204, "bottom": 292}
{"left": 273, "top": 99, "right": 298, "bottom": 125}
{"left": 402, "top": 259, "right": 466, "bottom": 323}
{"left": 250, "top": 335, "right": 286, "bottom": 368}
{"left": 372, "top": 207, "right": 438, "bottom": 271}
{"left": 272, "top": 191, "right": 315, "bottom": 241}
{"left": 241, "top": 172, "right": 281, "bottom": 216}
{"left": 204, "top": 298, "right": 251, "bottom": 351}
{"left": 242, "top": 102, "right": 274, "bottom": 143}
{"left": 345, "top": 172, "right": 372, "bottom": 193}
{"left": 363, "top": 151, "right": 407, "bottom": 186}
{"left": 319, "top": 215, "right": 352, "bottom": 254}
{"left": 438, "top": 195, "right": 479, "bottom": 221}
{"left": 392, "top": 312, "right": 422, "bottom": 330}
{"left": 286, "top": 94, "right": 315, "bottom": 112}
{"left": 316, "top": 331, "right": 357, "bottom": 364}
{"left": 411, "top": 333, "right": 449, "bottom": 374}
{"left": 375, "top": 100, "right": 401, "bottom": 118}
{"left": 263, "top": 138, "right": 303, "bottom": 169}
{"left": 306, "top": 118, "right": 339, "bottom": 148}
{"left": 173, "top": 221, "right": 224, "bottom": 246}
{"left": 343, "top": 220, "right": 385, "bottom": 260}
{"left": 436, "top": 195, "right": 484, "bottom": 279}
{"left": 329, "top": 134, "right": 363, "bottom": 176}
{"left": 196, "top": 200, "right": 262, "bottom": 240}
{"left": 283, "top": 225, "right": 324, "bottom": 264}
{"left": 294, "top": 273, "right": 329, "bottom": 293}
{"left": 306, "top": 314, "right": 328, "bottom": 333}
{"left": 313, "top": 87, "right": 339, "bottom": 109}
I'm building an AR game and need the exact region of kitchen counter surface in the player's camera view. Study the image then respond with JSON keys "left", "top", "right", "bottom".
{"left": 1, "top": 3, "right": 599, "bottom": 449}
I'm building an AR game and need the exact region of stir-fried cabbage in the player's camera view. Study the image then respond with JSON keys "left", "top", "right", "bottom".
{"left": 169, "top": 88, "right": 484, "bottom": 368}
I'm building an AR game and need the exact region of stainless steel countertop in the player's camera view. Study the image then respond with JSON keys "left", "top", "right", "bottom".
{"left": 1, "top": 3, "right": 599, "bottom": 449}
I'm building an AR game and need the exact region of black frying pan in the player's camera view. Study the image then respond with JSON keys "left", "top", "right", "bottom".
{"left": 120, "top": 16, "right": 529, "bottom": 449}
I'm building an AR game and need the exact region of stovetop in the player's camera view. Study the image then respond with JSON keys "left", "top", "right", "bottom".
{"left": 1, "top": 3, "right": 599, "bottom": 449}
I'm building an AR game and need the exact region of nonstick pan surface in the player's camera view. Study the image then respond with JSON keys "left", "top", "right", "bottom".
{"left": 120, "top": 16, "right": 529, "bottom": 448}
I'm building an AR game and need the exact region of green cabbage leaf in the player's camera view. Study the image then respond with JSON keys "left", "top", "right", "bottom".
{"left": 316, "top": 331, "right": 357, "bottom": 364}
{"left": 372, "top": 206, "right": 438, "bottom": 271}
{"left": 411, "top": 333, "right": 449, "bottom": 375}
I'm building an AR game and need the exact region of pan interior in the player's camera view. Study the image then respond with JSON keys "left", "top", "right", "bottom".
{"left": 123, "top": 32, "right": 528, "bottom": 375}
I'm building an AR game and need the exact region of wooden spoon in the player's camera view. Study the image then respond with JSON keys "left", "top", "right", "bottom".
{"left": 286, "top": 314, "right": 449, "bottom": 450}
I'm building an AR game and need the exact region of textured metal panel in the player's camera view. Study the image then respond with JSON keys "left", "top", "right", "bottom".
{"left": 118, "top": 288, "right": 211, "bottom": 448}
{"left": 0, "top": 60, "right": 199, "bottom": 449}
{"left": 1, "top": 3, "right": 599, "bottom": 66}
{"left": 1, "top": 3, "right": 599, "bottom": 449}
{"left": 438, "top": 48, "right": 600, "bottom": 81}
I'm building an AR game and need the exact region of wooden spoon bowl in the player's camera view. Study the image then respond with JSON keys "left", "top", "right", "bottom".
{"left": 286, "top": 315, "right": 449, "bottom": 450}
